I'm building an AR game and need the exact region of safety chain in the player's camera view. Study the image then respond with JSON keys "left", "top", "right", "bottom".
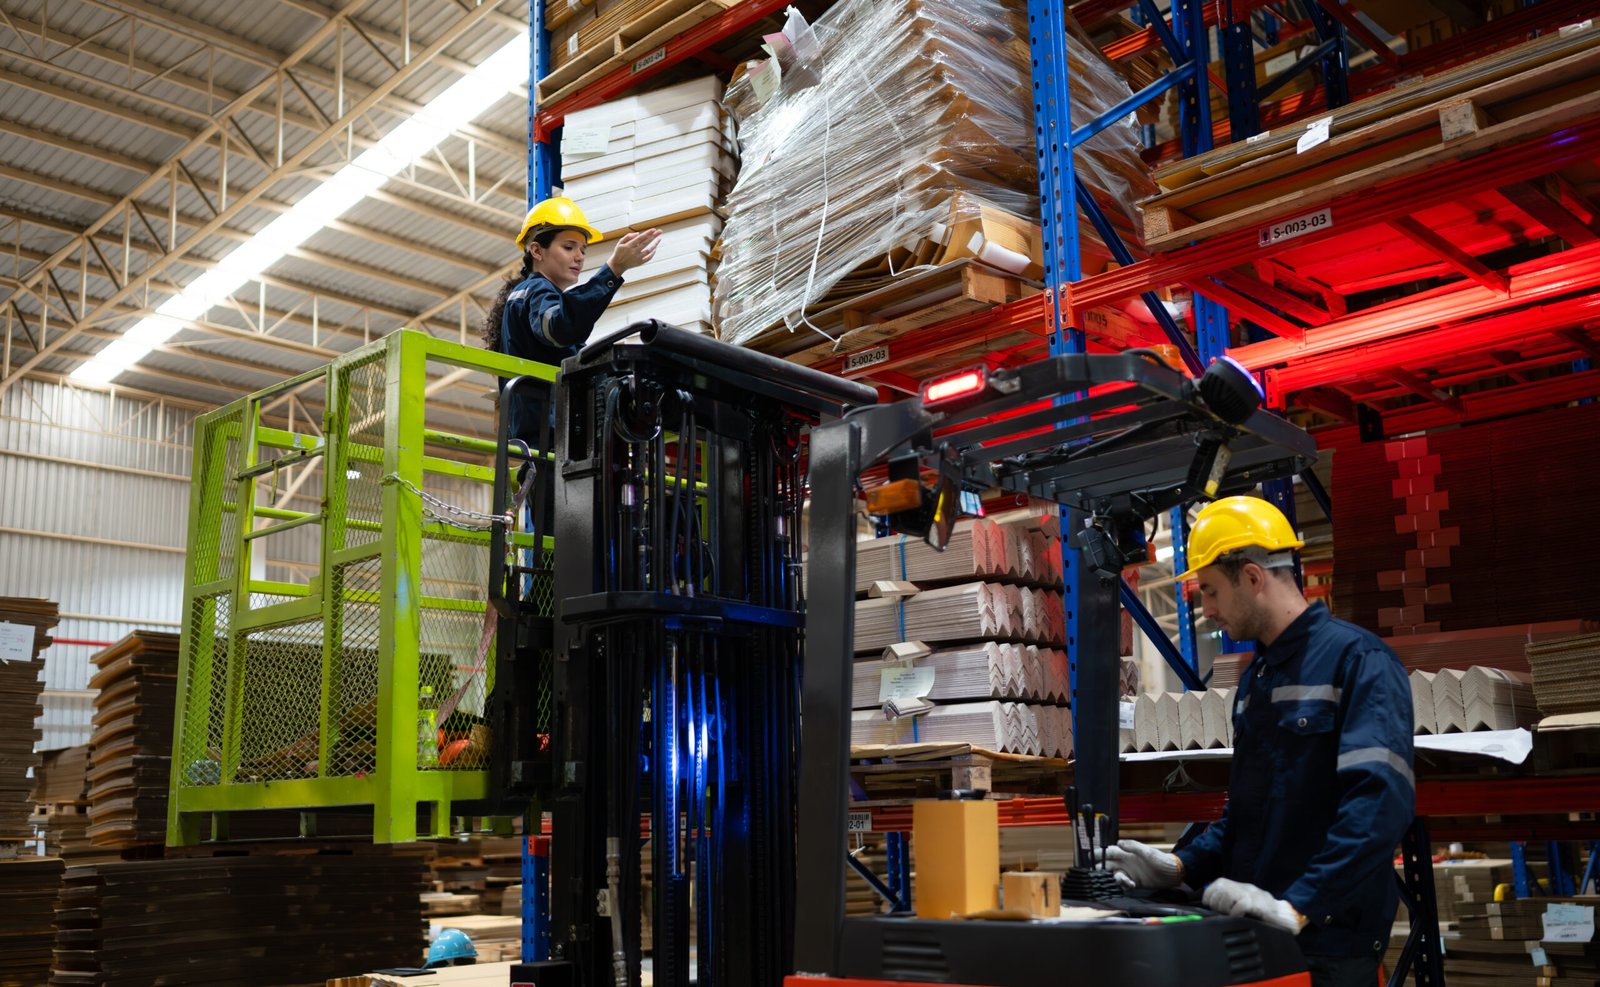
{"left": 380, "top": 473, "right": 512, "bottom": 531}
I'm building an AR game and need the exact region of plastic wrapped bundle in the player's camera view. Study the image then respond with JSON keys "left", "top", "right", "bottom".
{"left": 714, "top": 0, "right": 1155, "bottom": 350}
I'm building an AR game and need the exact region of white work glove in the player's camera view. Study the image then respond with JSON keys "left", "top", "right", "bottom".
{"left": 1202, "top": 878, "right": 1306, "bottom": 935}
{"left": 1099, "top": 839, "right": 1184, "bottom": 890}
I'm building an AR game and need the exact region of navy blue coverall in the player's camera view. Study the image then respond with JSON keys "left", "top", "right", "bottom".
{"left": 1175, "top": 604, "right": 1415, "bottom": 961}
{"left": 498, "top": 264, "right": 623, "bottom": 443}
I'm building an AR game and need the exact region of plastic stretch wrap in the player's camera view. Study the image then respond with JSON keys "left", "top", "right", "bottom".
{"left": 713, "top": 0, "right": 1155, "bottom": 349}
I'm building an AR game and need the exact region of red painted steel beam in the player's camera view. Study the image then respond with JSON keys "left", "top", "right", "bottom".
{"left": 1313, "top": 368, "right": 1600, "bottom": 446}
{"left": 1387, "top": 217, "right": 1510, "bottom": 296}
{"left": 861, "top": 773, "right": 1600, "bottom": 830}
{"left": 1242, "top": 247, "right": 1600, "bottom": 386}
{"left": 1069, "top": 116, "right": 1600, "bottom": 317}
{"left": 536, "top": 0, "right": 789, "bottom": 131}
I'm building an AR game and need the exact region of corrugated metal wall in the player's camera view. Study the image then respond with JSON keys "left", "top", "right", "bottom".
{"left": 0, "top": 379, "right": 198, "bottom": 749}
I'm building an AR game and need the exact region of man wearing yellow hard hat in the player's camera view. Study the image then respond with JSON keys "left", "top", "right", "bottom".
{"left": 1104, "top": 496, "right": 1414, "bottom": 987}
{"left": 482, "top": 196, "right": 661, "bottom": 441}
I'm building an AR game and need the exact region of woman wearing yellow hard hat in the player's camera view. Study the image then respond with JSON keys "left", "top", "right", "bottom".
{"left": 482, "top": 196, "right": 661, "bottom": 441}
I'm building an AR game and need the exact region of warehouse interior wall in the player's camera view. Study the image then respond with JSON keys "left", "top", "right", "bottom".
{"left": 0, "top": 379, "right": 198, "bottom": 750}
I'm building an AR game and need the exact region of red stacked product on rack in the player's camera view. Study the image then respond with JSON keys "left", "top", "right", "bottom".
{"left": 1332, "top": 401, "right": 1600, "bottom": 636}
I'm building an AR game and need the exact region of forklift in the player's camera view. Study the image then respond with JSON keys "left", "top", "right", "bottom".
{"left": 495, "top": 323, "right": 1321, "bottom": 987}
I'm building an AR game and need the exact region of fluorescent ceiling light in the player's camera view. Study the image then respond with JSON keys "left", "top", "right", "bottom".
{"left": 72, "top": 30, "right": 531, "bottom": 386}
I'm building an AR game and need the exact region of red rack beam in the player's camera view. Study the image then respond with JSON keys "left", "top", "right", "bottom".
{"left": 1068, "top": 114, "right": 1600, "bottom": 317}
{"left": 858, "top": 774, "right": 1600, "bottom": 831}
{"left": 534, "top": 0, "right": 789, "bottom": 134}
{"left": 1313, "top": 368, "right": 1600, "bottom": 447}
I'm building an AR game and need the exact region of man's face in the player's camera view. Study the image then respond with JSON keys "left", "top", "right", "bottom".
{"left": 1196, "top": 563, "right": 1266, "bottom": 642}
{"left": 532, "top": 232, "right": 587, "bottom": 289}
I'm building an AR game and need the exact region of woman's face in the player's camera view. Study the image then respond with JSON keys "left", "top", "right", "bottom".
{"left": 533, "top": 232, "right": 587, "bottom": 289}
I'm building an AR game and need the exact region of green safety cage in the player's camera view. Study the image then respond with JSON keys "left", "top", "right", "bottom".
{"left": 166, "top": 330, "right": 555, "bottom": 844}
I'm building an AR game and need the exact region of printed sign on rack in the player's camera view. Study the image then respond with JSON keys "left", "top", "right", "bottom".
{"left": 847, "top": 811, "right": 873, "bottom": 834}
{"left": 0, "top": 621, "right": 35, "bottom": 663}
{"left": 1258, "top": 207, "right": 1333, "bottom": 248}
{"left": 1119, "top": 700, "right": 1137, "bottom": 730}
{"left": 844, "top": 345, "right": 890, "bottom": 374}
{"left": 1296, "top": 116, "right": 1332, "bottom": 154}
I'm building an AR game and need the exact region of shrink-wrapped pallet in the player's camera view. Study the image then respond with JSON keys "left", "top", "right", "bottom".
{"left": 714, "top": 0, "right": 1155, "bottom": 349}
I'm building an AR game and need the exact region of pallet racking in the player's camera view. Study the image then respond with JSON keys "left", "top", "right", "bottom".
{"left": 520, "top": 1, "right": 1600, "bottom": 978}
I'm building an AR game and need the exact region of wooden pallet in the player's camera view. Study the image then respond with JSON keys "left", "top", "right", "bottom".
{"left": 1143, "top": 27, "right": 1600, "bottom": 251}
{"left": 750, "top": 260, "right": 1039, "bottom": 365}
{"left": 849, "top": 742, "right": 1070, "bottom": 801}
{"left": 537, "top": 0, "right": 736, "bottom": 107}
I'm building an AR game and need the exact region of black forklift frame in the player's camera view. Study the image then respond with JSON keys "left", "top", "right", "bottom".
{"left": 794, "top": 351, "right": 1319, "bottom": 985}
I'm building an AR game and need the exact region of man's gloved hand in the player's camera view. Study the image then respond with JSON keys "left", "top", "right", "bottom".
{"left": 1202, "top": 878, "right": 1306, "bottom": 935}
{"left": 1099, "top": 839, "right": 1184, "bottom": 890}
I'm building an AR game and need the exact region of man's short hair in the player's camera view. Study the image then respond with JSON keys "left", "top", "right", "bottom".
{"left": 1212, "top": 545, "right": 1297, "bottom": 584}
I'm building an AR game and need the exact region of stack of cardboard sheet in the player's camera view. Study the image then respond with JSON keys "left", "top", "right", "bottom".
{"left": 562, "top": 76, "right": 734, "bottom": 338}
{"left": 0, "top": 597, "right": 58, "bottom": 838}
{"left": 84, "top": 632, "right": 180, "bottom": 849}
{"left": 51, "top": 849, "right": 427, "bottom": 986}
{"left": 1526, "top": 632, "right": 1600, "bottom": 717}
{"left": 853, "top": 584, "right": 1066, "bottom": 653}
{"left": 0, "top": 856, "right": 63, "bottom": 983}
{"left": 1448, "top": 896, "right": 1600, "bottom": 985}
{"left": 1125, "top": 689, "right": 1234, "bottom": 753}
{"left": 30, "top": 745, "right": 101, "bottom": 860}
{"left": 715, "top": 0, "right": 1154, "bottom": 352}
{"left": 1432, "top": 858, "right": 1528, "bottom": 925}
{"left": 851, "top": 702, "right": 1043, "bottom": 755}
{"left": 1426, "top": 667, "right": 1538, "bottom": 733}
{"left": 1410, "top": 670, "right": 1437, "bottom": 734}
{"left": 1387, "top": 620, "right": 1599, "bottom": 675}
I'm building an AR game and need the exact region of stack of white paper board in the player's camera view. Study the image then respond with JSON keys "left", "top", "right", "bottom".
{"left": 850, "top": 702, "right": 1042, "bottom": 755}
{"left": 1431, "top": 669, "right": 1469, "bottom": 734}
{"left": 1410, "top": 670, "right": 1438, "bottom": 734}
{"left": 1459, "top": 667, "right": 1536, "bottom": 732}
{"left": 562, "top": 76, "right": 735, "bottom": 339}
{"left": 851, "top": 643, "right": 1028, "bottom": 709}
{"left": 853, "top": 583, "right": 1066, "bottom": 653}
{"left": 1126, "top": 689, "right": 1235, "bottom": 752}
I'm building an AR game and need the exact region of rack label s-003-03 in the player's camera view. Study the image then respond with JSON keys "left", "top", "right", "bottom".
{"left": 1259, "top": 207, "right": 1332, "bottom": 248}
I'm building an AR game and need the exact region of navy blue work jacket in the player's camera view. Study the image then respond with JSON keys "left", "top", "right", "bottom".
{"left": 498, "top": 265, "right": 622, "bottom": 443}
{"left": 1175, "top": 603, "right": 1415, "bottom": 959}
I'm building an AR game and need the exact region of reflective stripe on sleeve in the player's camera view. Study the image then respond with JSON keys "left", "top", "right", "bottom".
{"left": 1271, "top": 685, "right": 1342, "bottom": 703}
{"left": 537, "top": 307, "right": 559, "bottom": 346}
{"left": 1336, "top": 746, "right": 1415, "bottom": 787}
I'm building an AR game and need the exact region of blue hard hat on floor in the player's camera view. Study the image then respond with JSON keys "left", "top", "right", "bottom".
{"left": 426, "top": 928, "right": 477, "bottom": 968}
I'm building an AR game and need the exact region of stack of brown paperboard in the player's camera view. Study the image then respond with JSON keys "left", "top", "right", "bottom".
{"left": 0, "top": 597, "right": 58, "bottom": 837}
{"left": 0, "top": 856, "right": 63, "bottom": 983}
{"left": 84, "top": 632, "right": 180, "bottom": 849}
{"left": 1526, "top": 632, "right": 1600, "bottom": 717}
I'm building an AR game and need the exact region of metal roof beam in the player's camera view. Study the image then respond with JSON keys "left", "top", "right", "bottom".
{"left": 3, "top": 5, "right": 525, "bottom": 158}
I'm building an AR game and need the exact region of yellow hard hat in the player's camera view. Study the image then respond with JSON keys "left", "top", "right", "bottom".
{"left": 516, "top": 196, "right": 602, "bottom": 249}
{"left": 1177, "top": 496, "right": 1303, "bottom": 581}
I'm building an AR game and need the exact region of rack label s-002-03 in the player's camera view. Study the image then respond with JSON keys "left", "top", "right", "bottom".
{"left": 1259, "top": 207, "right": 1332, "bottom": 248}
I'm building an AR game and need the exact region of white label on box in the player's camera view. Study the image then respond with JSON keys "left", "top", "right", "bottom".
{"left": 567, "top": 34, "right": 579, "bottom": 56}
{"left": 632, "top": 47, "right": 666, "bottom": 74}
{"left": 1296, "top": 116, "right": 1332, "bottom": 154}
{"left": 1119, "top": 700, "right": 1136, "bottom": 730}
{"left": 563, "top": 124, "right": 610, "bottom": 157}
{"left": 844, "top": 346, "right": 889, "bottom": 374}
{"left": 880, "top": 664, "right": 936, "bottom": 704}
{"left": 1531, "top": 946, "right": 1550, "bottom": 966}
{"left": 1542, "top": 903, "right": 1595, "bottom": 942}
{"left": 847, "top": 811, "right": 873, "bottom": 833}
{"left": 1246, "top": 129, "right": 1271, "bottom": 144}
{"left": 0, "top": 622, "right": 35, "bottom": 663}
{"left": 1560, "top": 19, "right": 1593, "bottom": 37}
{"left": 1258, "top": 206, "right": 1332, "bottom": 247}
{"left": 749, "top": 56, "right": 781, "bottom": 106}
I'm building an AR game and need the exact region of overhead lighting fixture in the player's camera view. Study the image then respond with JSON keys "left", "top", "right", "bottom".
{"left": 72, "top": 30, "right": 532, "bottom": 386}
